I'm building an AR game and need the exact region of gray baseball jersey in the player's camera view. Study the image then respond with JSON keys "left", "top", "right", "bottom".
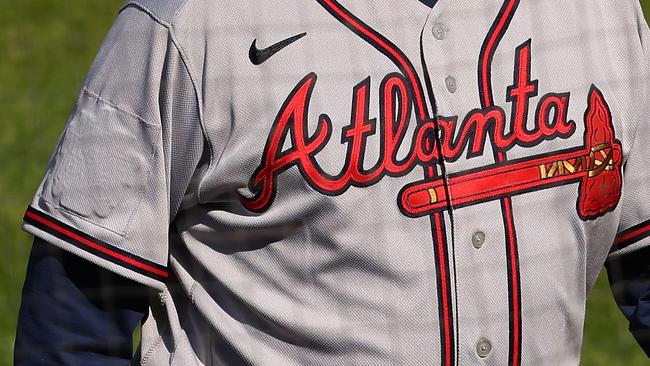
{"left": 22, "top": 0, "right": 650, "bottom": 364}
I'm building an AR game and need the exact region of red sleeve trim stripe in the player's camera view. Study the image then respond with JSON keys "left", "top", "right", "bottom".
{"left": 24, "top": 206, "right": 168, "bottom": 281}
{"left": 613, "top": 218, "right": 650, "bottom": 251}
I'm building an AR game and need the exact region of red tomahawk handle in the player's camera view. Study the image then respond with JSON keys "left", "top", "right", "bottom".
{"left": 399, "top": 86, "right": 623, "bottom": 220}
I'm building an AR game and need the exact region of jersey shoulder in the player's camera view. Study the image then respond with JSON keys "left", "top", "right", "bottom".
{"left": 122, "top": 0, "right": 190, "bottom": 25}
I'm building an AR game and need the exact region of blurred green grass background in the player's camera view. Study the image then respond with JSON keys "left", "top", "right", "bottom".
{"left": 0, "top": 1, "right": 649, "bottom": 365}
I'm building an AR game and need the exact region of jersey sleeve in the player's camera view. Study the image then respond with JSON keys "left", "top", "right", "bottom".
{"left": 22, "top": 4, "right": 204, "bottom": 290}
{"left": 608, "top": 3, "right": 650, "bottom": 258}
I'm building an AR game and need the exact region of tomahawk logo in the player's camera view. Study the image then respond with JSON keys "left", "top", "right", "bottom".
{"left": 398, "top": 85, "right": 622, "bottom": 220}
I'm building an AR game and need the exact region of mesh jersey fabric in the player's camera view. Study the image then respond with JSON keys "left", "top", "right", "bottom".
{"left": 22, "top": 0, "right": 650, "bottom": 364}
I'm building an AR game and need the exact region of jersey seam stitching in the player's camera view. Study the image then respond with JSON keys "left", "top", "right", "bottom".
{"left": 82, "top": 88, "right": 160, "bottom": 128}
{"left": 140, "top": 336, "right": 164, "bottom": 365}
{"left": 172, "top": 0, "right": 191, "bottom": 19}
{"left": 120, "top": 0, "right": 191, "bottom": 24}
{"left": 35, "top": 194, "right": 128, "bottom": 238}
{"left": 165, "top": 32, "right": 216, "bottom": 204}
{"left": 120, "top": 2, "right": 170, "bottom": 27}
{"left": 189, "top": 280, "right": 199, "bottom": 304}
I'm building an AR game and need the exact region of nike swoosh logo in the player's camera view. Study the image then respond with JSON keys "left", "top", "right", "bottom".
{"left": 249, "top": 32, "right": 307, "bottom": 65}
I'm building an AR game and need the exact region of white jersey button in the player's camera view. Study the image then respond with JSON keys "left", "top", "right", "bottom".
{"left": 432, "top": 22, "right": 447, "bottom": 40}
{"left": 445, "top": 76, "right": 457, "bottom": 93}
{"left": 472, "top": 231, "right": 485, "bottom": 249}
{"left": 476, "top": 338, "right": 492, "bottom": 358}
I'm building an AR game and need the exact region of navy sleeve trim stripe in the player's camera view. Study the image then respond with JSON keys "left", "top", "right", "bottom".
{"left": 24, "top": 206, "right": 168, "bottom": 282}
{"left": 613, "top": 218, "right": 650, "bottom": 251}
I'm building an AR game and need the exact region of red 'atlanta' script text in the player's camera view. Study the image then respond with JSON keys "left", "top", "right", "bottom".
{"left": 242, "top": 42, "right": 576, "bottom": 212}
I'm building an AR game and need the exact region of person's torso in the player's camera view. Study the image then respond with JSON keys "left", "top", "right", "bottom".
{"left": 136, "top": 0, "right": 645, "bottom": 364}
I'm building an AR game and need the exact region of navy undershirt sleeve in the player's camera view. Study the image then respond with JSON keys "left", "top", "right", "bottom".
{"left": 606, "top": 245, "right": 650, "bottom": 357}
{"left": 418, "top": 0, "right": 437, "bottom": 8}
{"left": 15, "top": 238, "right": 149, "bottom": 366}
